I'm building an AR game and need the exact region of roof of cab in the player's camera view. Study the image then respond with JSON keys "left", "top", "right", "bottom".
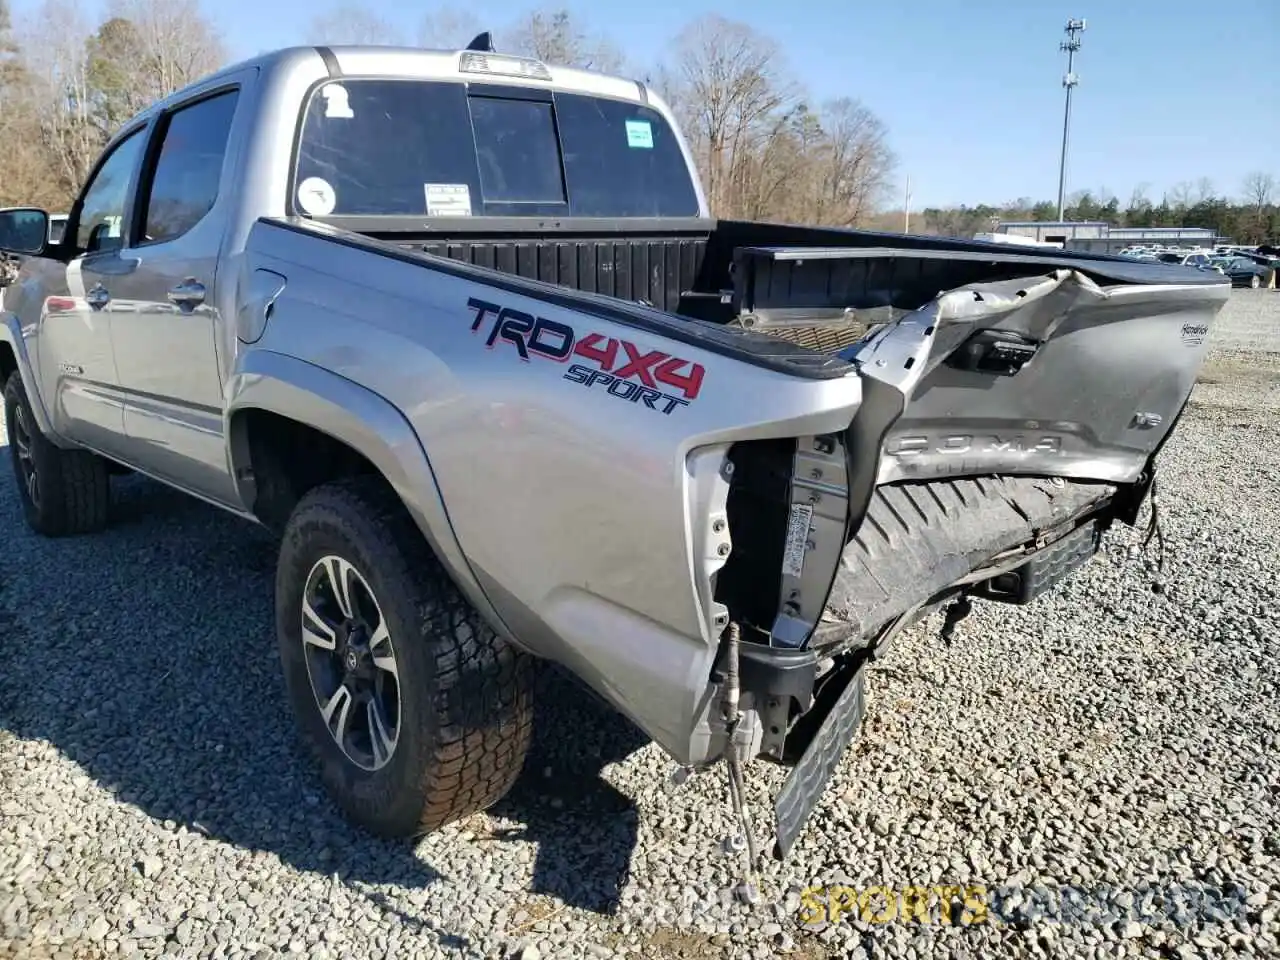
{"left": 143, "top": 42, "right": 656, "bottom": 120}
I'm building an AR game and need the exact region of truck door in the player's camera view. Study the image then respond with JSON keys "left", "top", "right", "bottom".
{"left": 37, "top": 126, "right": 149, "bottom": 459}
{"left": 103, "top": 83, "right": 244, "bottom": 506}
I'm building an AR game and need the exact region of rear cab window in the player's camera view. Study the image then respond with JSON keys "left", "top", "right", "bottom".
{"left": 292, "top": 78, "right": 700, "bottom": 219}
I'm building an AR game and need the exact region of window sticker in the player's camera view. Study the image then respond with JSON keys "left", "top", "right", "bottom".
{"left": 625, "top": 119, "right": 654, "bottom": 149}
{"left": 321, "top": 83, "right": 354, "bottom": 119}
{"left": 297, "top": 177, "right": 337, "bottom": 216}
{"left": 424, "top": 183, "right": 473, "bottom": 217}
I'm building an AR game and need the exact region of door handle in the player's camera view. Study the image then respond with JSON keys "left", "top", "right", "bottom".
{"left": 85, "top": 282, "right": 110, "bottom": 310}
{"left": 167, "top": 278, "right": 206, "bottom": 313}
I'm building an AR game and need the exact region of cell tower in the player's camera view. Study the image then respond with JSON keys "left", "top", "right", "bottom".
{"left": 1057, "top": 18, "right": 1086, "bottom": 220}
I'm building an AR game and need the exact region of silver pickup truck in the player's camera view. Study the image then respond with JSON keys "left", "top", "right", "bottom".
{"left": 0, "top": 39, "right": 1228, "bottom": 874}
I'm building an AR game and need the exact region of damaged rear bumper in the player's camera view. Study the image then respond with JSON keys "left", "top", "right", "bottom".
{"left": 815, "top": 474, "right": 1116, "bottom": 653}
{"left": 751, "top": 476, "right": 1115, "bottom": 857}
{"left": 705, "top": 262, "right": 1229, "bottom": 857}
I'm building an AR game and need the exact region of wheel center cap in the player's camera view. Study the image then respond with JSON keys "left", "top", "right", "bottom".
{"left": 344, "top": 649, "right": 360, "bottom": 671}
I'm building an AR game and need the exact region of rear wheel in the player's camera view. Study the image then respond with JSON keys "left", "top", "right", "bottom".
{"left": 276, "top": 477, "right": 534, "bottom": 837}
{"left": 3, "top": 371, "right": 111, "bottom": 536}
{"left": 1250, "top": 274, "right": 1262, "bottom": 289}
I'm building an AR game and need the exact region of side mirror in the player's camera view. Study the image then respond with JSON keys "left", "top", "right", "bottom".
{"left": 0, "top": 207, "right": 50, "bottom": 257}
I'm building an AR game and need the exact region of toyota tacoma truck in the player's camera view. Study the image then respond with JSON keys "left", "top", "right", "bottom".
{"left": 0, "top": 38, "right": 1229, "bottom": 870}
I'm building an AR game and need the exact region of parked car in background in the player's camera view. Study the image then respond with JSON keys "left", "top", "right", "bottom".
{"left": 1215, "top": 256, "right": 1272, "bottom": 288}
{"left": 1157, "top": 251, "right": 1211, "bottom": 268}
{"left": 1235, "top": 249, "right": 1280, "bottom": 271}
{"left": 1156, "top": 251, "right": 1227, "bottom": 275}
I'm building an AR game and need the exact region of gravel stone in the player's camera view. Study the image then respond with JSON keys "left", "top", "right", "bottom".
{"left": 1, "top": 290, "right": 1278, "bottom": 960}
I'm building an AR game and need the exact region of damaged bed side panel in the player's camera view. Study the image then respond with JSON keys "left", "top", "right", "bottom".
{"left": 846, "top": 269, "right": 1231, "bottom": 486}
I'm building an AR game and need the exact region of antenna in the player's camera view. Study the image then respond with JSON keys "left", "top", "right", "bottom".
{"left": 465, "top": 32, "right": 494, "bottom": 52}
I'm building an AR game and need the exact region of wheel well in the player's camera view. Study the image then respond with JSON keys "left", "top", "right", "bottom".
{"left": 236, "top": 409, "right": 380, "bottom": 533}
{"left": 0, "top": 343, "right": 17, "bottom": 385}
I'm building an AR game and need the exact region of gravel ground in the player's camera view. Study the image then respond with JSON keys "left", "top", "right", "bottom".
{"left": 2, "top": 290, "right": 1279, "bottom": 960}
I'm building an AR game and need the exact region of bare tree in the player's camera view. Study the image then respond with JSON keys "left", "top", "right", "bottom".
{"left": 1168, "top": 180, "right": 1193, "bottom": 210}
{"left": 0, "top": 62, "right": 72, "bottom": 209}
{"left": 308, "top": 2, "right": 404, "bottom": 46}
{"left": 417, "top": 6, "right": 481, "bottom": 49}
{"left": 15, "top": 0, "right": 100, "bottom": 195}
{"left": 0, "top": 0, "right": 22, "bottom": 82}
{"left": 665, "top": 15, "right": 800, "bottom": 218}
{"left": 104, "top": 0, "right": 225, "bottom": 103}
{"left": 85, "top": 17, "right": 155, "bottom": 135}
{"left": 729, "top": 102, "right": 812, "bottom": 220}
{"left": 1242, "top": 171, "right": 1276, "bottom": 210}
{"left": 806, "top": 97, "right": 895, "bottom": 226}
{"left": 656, "top": 15, "right": 896, "bottom": 226}
{"left": 505, "top": 8, "right": 623, "bottom": 72}
{"left": 1194, "top": 176, "right": 1215, "bottom": 203}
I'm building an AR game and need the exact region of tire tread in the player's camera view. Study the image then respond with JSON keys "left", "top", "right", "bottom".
{"left": 278, "top": 476, "right": 533, "bottom": 837}
{"left": 4, "top": 371, "right": 110, "bottom": 536}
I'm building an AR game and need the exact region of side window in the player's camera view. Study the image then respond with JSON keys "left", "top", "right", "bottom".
{"left": 139, "top": 89, "right": 239, "bottom": 245}
{"left": 75, "top": 128, "right": 146, "bottom": 254}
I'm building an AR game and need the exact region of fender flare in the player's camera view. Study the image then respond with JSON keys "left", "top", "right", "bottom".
{"left": 0, "top": 312, "right": 61, "bottom": 441}
{"left": 225, "top": 349, "right": 523, "bottom": 650}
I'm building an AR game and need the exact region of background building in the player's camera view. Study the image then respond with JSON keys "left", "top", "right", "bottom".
{"left": 995, "top": 221, "right": 1218, "bottom": 254}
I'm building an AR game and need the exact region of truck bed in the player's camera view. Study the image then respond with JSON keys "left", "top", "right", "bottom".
{"left": 349, "top": 215, "right": 1224, "bottom": 323}
{"left": 303, "top": 215, "right": 1227, "bottom": 495}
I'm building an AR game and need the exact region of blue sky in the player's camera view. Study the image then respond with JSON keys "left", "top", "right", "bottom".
{"left": 14, "top": 0, "right": 1279, "bottom": 208}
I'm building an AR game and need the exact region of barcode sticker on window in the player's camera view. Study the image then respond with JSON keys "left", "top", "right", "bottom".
{"left": 424, "top": 183, "right": 473, "bottom": 217}
{"left": 781, "top": 503, "right": 814, "bottom": 579}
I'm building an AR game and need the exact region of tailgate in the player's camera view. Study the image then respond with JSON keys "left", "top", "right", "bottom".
{"left": 729, "top": 245, "right": 1231, "bottom": 487}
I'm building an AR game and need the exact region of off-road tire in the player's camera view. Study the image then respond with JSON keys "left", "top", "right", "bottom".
{"left": 276, "top": 476, "right": 534, "bottom": 837}
{"left": 3, "top": 370, "right": 111, "bottom": 536}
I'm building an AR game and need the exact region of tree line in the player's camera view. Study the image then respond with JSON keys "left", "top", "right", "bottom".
{"left": 874, "top": 173, "right": 1278, "bottom": 245}
{"left": 0, "top": 0, "right": 1274, "bottom": 245}
{"left": 0, "top": 0, "right": 226, "bottom": 210}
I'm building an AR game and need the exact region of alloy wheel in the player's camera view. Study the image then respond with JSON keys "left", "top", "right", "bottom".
{"left": 301, "top": 555, "right": 401, "bottom": 771}
{"left": 12, "top": 404, "right": 39, "bottom": 509}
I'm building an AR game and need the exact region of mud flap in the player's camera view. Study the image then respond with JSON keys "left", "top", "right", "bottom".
{"left": 773, "top": 660, "right": 867, "bottom": 858}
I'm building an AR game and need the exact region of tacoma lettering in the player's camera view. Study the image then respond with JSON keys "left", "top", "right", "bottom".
{"left": 888, "top": 435, "right": 1064, "bottom": 456}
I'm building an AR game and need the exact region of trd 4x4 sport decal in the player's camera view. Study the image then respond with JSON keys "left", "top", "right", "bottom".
{"left": 467, "top": 297, "right": 705, "bottom": 415}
